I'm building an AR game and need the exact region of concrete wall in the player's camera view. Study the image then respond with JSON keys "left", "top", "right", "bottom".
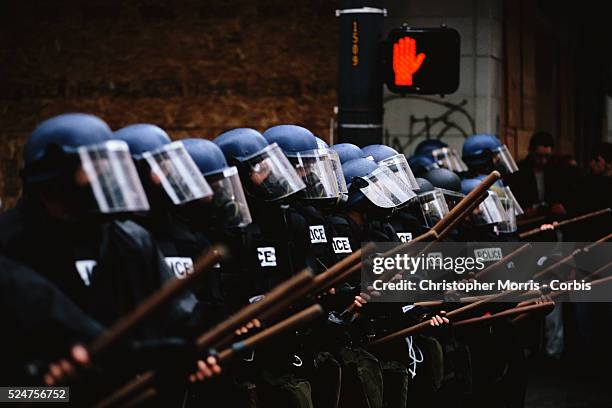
{"left": 381, "top": 0, "right": 502, "bottom": 156}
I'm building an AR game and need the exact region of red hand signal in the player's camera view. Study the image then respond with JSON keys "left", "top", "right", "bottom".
{"left": 393, "top": 36, "right": 426, "bottom": 86}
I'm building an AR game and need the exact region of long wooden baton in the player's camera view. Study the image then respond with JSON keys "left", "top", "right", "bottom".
{"left": 343, "top": 178, "right": 500, "bottom": 318}
{"left": 434, "top": 192, "right": 488, "bottom": 242}
{"left": 195, "top": 269, "right": 313, "bottom": 350}
{"left": 93, "top": 371, "right": 155, "bottom": 408}
{"left": 88, "top": 245, "right": 227, "bottom": 357}
{"left": 369, "top": 288, "right": 521, "bottom": 347}
{"left": 431, "top": 171, "right": 501, "bottom": 235}
{"left": 123, "top": 305, "right": 326, "bottom": 408}
{"left": 453, "top": 301, "right": 554, "bottom": 328}
{"left": 533, "top": 233, "right": 612, "bottom": 280}
{"left": 519, "top": 208, "right": 611, "bottom": 239}
{"left": 93, "top": 269, "right": 314, "bottom": 408}
{"left": 513, "top": 260, "right": 612, "bottom": 321}
{"left": 217, "top": 304, "right": 324, "bottom": 363}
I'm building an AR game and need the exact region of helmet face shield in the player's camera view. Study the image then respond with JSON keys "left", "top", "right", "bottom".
{"left": 503, "top": 186, "right": 524, "bottom": 216}
{"left": 494, "top": 145, "right": 519, "bottom": 174}
{"left": 143, "top": 141, "right": 213, "bottom": 205}
{"left": 242, "top": 143, "right": 306, "bottom": 202}
{"left": 497, "top": 196, "right": 517, "bottom": 233}
{"left": 206, "top": 166, "right": 252, "bottom": 228}
{"left": 326, "top": 149, "right": 348, "bottom": 195}
{"left": 355, "top": 166, "right": 417, "bottom": 209}
{"left": 437, "top": 188, "right": 465, "bottom": 210}
{"left": 378, "top": 153, "right": 419, "bottom": 191}
{"left": 491, "top": 184, "right": 524, "bottom": 216}
{"left": 417, "top": 189, "right": 449, "bottom": 227}
{"left": 471, "top": 190, "right": 506, "bottom": 225}
{"left": 78, "top": 140, "right": 150, "bottom": 214}
{"left": 432, "top": 147, "right": 468, "bottom": 173}
{"left": 288, "top": 149, "right": 340, "bottom": 200}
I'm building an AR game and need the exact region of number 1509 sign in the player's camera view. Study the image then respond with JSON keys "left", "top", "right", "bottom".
{"left": 384, "top": 27, "right": 460, "bottom": 95}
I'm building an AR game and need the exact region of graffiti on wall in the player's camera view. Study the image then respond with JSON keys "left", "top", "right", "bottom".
{"left": 383, "top": 95, "right": 476, "bottom": 155}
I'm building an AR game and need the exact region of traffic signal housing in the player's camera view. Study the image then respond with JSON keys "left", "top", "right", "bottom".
{"left": 384, "top": 26, "right": 460, "bottom": 95}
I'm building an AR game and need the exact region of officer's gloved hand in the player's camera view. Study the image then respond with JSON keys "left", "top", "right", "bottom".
{"left": 129, "top": 338, "right": 222, "bottom": 384}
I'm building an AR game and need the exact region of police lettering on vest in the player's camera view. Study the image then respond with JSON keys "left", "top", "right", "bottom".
{"left": 396, "top": 232, "right": 413, "bottom": 243}
{"left": 309, "top": 225, "right": 327, "bottom": 244}
{"left": 165, "top": 257, "right": 194, "bottom": 279}
{"left": 332, "top": 237, "right": 352, "bottom": 254}
{"left": 474, "top": 247, "right": 503, "bottom": 262}
{"left": 257, "top": 247, "right": 277, "bottom": 267}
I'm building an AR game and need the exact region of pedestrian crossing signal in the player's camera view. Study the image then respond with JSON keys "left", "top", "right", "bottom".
{"left": 384, "top": 27, "right": 460, "bottom": 95}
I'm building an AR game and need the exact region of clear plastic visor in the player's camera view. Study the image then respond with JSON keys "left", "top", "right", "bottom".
{"left": 78, "top": 140, "right": 150, "bottom": 214}
{"left": 432, "top": 147, "right": 468, "bottom": 172}
{"left": 494, "top": 145, "right": 519, "bottom": 174}
{"left": 471, "top": 190, "right": 506, "bottom": 225}
{"left": 437, "top": 188, "right": 465, "bottom": 210}
{"left": 355, "top": 166, "right": 417, "bottom": 208}
{"left": 242, "top": 143, "right": 306, "bottom": 202}
{"left": 417, "top": 189, "right": 449, "bottom": 228}
{"left": 326, "top": 149, "right": 348, "bottom": 195}
{"left": 288, "top": 149, "right": 340, "bottom": 200}
{"left": 378, "top": 153, "right": 419, "bottom": 191}
{"left": 497, "top": 197, "right": 517, "bottom": 233}
{"left": 205, "top": 166, "right": 253, "bottom": 228}
{"left": 491, "top": 184, "right": 524, "bottom": 216}
{"left": 143, "top": 141, "right": 213, "bottom": 205}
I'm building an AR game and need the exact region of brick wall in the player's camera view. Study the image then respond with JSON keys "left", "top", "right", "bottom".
{"left": 0, "top": 0, "right": 338, "bottom": 209}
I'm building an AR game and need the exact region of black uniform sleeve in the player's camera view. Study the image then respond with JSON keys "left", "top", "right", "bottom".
{"left": 0, "top": 256, "right": 104, "bottom": 378}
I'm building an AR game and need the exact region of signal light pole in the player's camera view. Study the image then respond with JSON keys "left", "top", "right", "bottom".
{"left": 336, "top": 0, "right": 386, "bottom": 147}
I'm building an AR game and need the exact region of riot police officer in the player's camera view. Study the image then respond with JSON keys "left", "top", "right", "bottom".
{"left": 214, "top": 127, "right": 315, "bottom": 407}
{"left": 415, "top": 139, "right": 469, "bottom": 174}
{"left": 263, "top": 125, "right": 341, "bottom": 274}
{"left": 363, "top": 144, "right": 425, "bottom": 242}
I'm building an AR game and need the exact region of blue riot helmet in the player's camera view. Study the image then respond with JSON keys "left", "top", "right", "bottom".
{"left": 415, "top": 139, "right": 468, "bottom": 173}
{"left": 362, "top": 144, "right": 419, "bottom": 191}
{"left": 423, "top": 168, "right": 465, "bottom": 210}
{"left": 331, "top": 143, "right": 365, "bottom": 164}
{"left": 214, "top": 128, "right": 305, "bottom": 202}
{"left": 461, "top": 177, "right": 510, "bottom": 227}
{"left": 22, "top": 113, "right": 149, "bottom": 215}
{"left": 414, "top": 177, "right": 449, "bottom": 228}
{"left": 414, "top": 139, "right": 447, "bottom": 157}
{"left": 407, "top": 154, "right": 440, "bottom": 178}
{"left": 182, "top": 138, "right": 252, "bottom": 228}
{"left": 263, "top": 125, "right": 340, "bottom": 202}
{"left": 462, "top": 134, "right": 518, "bottom": 175}
{"left": 342, "top": 158, "right": 416, "bottom": 209}
{"left": 114, "top": 124, "right": 212, "bottom": 206}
